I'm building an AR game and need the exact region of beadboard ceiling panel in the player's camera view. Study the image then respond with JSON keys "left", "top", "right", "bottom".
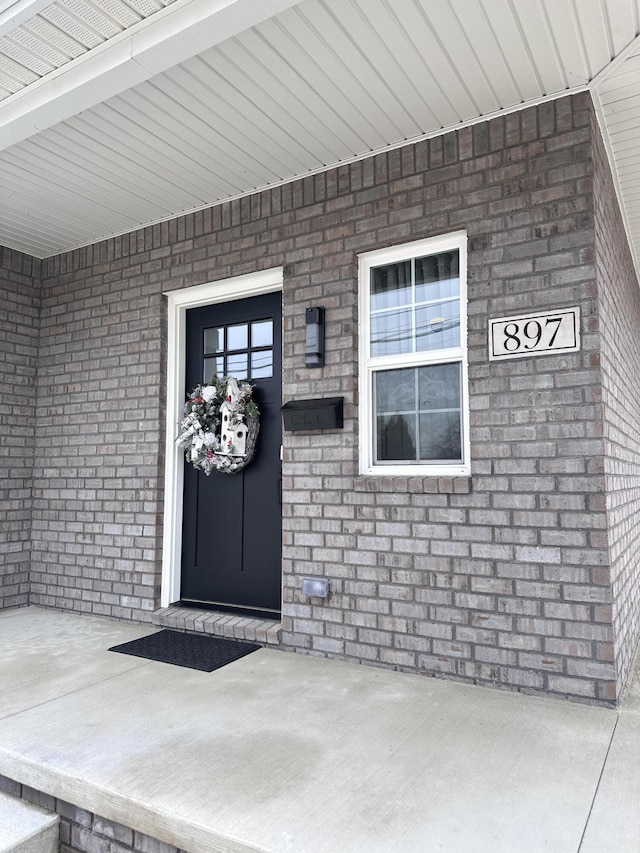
{"left": 596, "top": 45, "right": 640, "bottom": 240}
{"left": 1, "top": 0, "right": 640, "bottom": 264}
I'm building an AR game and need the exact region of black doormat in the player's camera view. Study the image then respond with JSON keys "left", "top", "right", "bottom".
{"left": 108, "top": 629, "right": 260, "bottom": 672}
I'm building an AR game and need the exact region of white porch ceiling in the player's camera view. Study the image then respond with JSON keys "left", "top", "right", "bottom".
{"left": 1, "top": 0, "right": 640, "bottom": 263}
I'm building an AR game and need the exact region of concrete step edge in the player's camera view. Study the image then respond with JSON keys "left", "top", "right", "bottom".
{"left": 0, "top": 791, "right": 59, "bottom": 853}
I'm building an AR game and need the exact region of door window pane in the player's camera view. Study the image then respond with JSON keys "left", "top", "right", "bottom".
{"left": 251, "top": 320, "right": 273, "bottom": 347}
{"left": 251, "top": 350, "right": 273, "bottom": 378}
{"left": 202, "top": 317, "right": 276, "bottom": 382}
{"left": 204, "top": 327, "right": 224, "bottom": 354}
{"left": 227, "top": 353, "right": 248, "bottom": 376}
{"left": 227, "top": 324, "right": 248, "bottom": 351}
{"left": 203, "top": 356, "right": 224, "bottom": 383}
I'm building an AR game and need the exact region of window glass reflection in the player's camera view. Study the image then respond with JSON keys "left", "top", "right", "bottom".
{"left": 377, "top": 413, "right": 416, "bottom": 462}
{"left": 251, "top": 320, "right": 273, "bottom": 348}
{"left": 203, "top": 356, "right": 224, "bottom": 383}
{"left": 415, "top": 302, "right": 460, "bottom": 351}
{"left": 419, "top": 363, "right": 461, "bottom": 410}
{"left": 370, "top": 250, "right": 461, "bottom": 358}
{"left": 371, "top": 309, "right": 413, "bottom": 357}
{"left": 415, "top": 251, "right": 459, "bottom": 302}
{"left": 227, "top": 324, "right": 248, "bottom": 351}
{"left": 376, "top": 368, "right": 415, "bottom": 414}
{"left": 251, "top": 350, "right": 273, "bottom": 378}
{"left": 204, "top": 328, "right": 224, "bottom": 354}
{"left": 227, "top": 353, "right": 248, "bottom": 377}
{"left": 374, "top": 364, "right": 462, "bottom": 463}
{"left": 371, "top": 261, "right": 412, "bottom": 311}
{"left": 419, "top": 411, "right": 461, "bottom": 460}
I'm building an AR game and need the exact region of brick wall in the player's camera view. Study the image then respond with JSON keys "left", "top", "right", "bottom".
{"left": 30, "top": 248, "right": 167, "bottom": 618}
{"left": 0, "top": 248, "right": 40, "bottom": 609}
{"left": 31, "top": 92, "right": 625, "bottom": 702}
{"left": 279, "top": 92, "right": 615, "bottom": 704}
{"left": 592, "top": 111, "right": 640, "bottom": 698}
{"left": 0, "top": 776, "right": 187, "bottom": 853}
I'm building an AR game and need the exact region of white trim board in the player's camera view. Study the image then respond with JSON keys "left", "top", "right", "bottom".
{"left": 160, "top": 267, "right": 283, "bottom": 608}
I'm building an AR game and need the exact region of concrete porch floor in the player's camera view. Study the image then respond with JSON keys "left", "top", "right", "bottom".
{"left": 0, "top": 607, "right": 638, "bottom": 852}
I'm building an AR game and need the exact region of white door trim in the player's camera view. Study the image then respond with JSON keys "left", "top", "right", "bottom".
{"left": 161, "top": 268, "right": 284, "bottom": 608}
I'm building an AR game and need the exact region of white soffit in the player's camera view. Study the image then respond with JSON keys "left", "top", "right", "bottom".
{"left": 0, "top": 0, "right": 178, "bottom": 100}
{"left": 594, "top": 42, "right": 640, "bottom": 253}
{"left": 1, "top": 0, "right": 640, "bottom": 260}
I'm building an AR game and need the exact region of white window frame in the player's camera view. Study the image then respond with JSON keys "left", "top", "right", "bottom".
{"left": 358, "top": 231, "right": 470, "bottom": 477}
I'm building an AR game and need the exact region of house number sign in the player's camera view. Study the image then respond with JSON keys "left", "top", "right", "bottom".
{"left": 489, "top": 307, "right": 580, "bottom": 361}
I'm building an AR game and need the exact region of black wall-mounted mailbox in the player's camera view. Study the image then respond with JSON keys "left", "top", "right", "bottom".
{"left": 281, "top": 397, "right": 344, "bottom": 431}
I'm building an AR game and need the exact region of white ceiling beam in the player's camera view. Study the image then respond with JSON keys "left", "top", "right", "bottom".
{"left": 0, "top": 0, "right": 302, "bottom": 152}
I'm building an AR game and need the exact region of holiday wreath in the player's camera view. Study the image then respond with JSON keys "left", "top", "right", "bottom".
{"left": 176, "top": 376, "right": 259, "bottom": 475}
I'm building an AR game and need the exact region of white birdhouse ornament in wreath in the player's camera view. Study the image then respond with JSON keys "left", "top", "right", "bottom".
{"left": 219, "top": 378, "right": 248, "bottom": 457}
{"left": 176, "top": 375, "right": 260, "bottom": 475}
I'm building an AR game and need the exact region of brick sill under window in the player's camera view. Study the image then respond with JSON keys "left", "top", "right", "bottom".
{"left": 353, "top": 476, "right": 472, "bottom": 494}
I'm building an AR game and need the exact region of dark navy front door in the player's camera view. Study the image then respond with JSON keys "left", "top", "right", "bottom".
{"left": 180, "top": 292, "right": 282, "bottom": 615}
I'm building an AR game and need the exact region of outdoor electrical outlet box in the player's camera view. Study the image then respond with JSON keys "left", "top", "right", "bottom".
{"left": 281, "top": 397, "right": 344, "bottom": 431}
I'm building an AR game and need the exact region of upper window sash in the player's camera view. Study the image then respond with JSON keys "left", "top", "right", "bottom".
{"left": 369, "top": 251, "right": 461, "bottom": 359}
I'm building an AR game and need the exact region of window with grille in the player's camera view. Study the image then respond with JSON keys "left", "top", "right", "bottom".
{"left": 358, "top": 232, "right": 470, "bottom": 476}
